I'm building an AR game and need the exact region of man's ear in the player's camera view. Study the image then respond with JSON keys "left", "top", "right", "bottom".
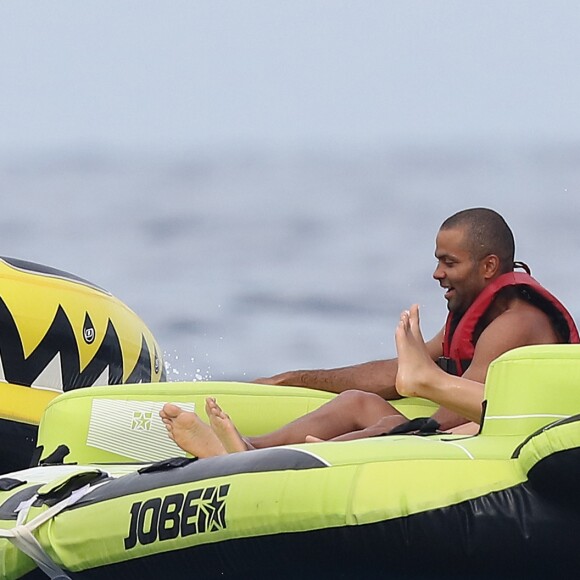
{"left": 482, "top": 254, "right": 500, "bottom": 279}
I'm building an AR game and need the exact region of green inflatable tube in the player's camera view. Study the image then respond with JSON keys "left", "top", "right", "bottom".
{"left": 0, "top": 345, "right": 578, "bottom": 579}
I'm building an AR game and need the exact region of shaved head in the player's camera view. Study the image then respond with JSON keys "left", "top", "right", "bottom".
{"left": 440, "top": 208, "right": 515, "bottom": 273}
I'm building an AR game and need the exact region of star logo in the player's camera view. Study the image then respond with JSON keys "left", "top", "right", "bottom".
{"left": 131, "top": 411, "right": 153, "bottom": 431}
{"left": 201, "top": 484, "right": 230, "bottom": 532}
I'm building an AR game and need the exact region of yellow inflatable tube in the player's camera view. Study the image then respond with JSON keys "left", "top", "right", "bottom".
{"left": 0, "top": 256, "right": 165, "bottom": 472}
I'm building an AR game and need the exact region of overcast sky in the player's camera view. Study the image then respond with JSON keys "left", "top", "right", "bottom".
{"left": 1, "top": 1, "right": 580, "bottom": 154}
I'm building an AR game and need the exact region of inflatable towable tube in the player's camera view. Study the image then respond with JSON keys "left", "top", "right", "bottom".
{"left": 0, "top": 257, "right": 165, "bottom": 473}
{"left": 0, "top": 345, "right": 578, "bottom": 579}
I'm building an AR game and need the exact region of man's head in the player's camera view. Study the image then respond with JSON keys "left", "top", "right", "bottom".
{"left": 433, "top": 208, "right": 515, "bottom": 314}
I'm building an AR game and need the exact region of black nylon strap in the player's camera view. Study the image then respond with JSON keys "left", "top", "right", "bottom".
{"left": 387, "top": 417, "right": 442, "bottom": 436}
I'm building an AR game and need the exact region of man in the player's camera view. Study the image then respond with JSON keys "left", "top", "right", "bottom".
{"left": 161, "top": 208, "right": 578, "bottom": 457}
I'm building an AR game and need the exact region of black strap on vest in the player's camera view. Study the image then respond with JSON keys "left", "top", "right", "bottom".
{"left": 513, "top": 261, "right": 531, "bottom": 274}
{"left": 437, "top": 356, "right": 457, "bottom": 374}
{"left": 437, "top": 356, "right": 471, "bottom": 376}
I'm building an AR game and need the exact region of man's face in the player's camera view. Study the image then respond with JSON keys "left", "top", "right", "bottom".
{"left": 433, "top": 226, "right": 488, "bottom": 315}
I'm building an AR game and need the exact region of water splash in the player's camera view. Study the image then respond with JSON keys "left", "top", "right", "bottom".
{"left": 162, "top": 350, "right": 213, "bottom": 382}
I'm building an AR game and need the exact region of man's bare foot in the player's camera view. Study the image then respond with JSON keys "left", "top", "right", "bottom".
{"left": 395, "top": 305, "right": 441, "bottom": 398}
{"left": 205, "top": 397, "right": 254, "bottom": 453}
{"left": 160, "top": 403, "right": 226, "bottom": 458}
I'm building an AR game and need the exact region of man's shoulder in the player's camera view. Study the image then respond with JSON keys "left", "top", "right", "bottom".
{"left": 484, "top": 299, "right": 560, "bottom": 342}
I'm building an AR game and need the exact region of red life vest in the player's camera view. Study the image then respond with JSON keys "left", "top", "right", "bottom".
{"left": 440, "top": 272, "right": 580, "bottom": 376}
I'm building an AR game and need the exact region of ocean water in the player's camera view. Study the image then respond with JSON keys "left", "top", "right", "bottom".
{"left": 1, "top": 143, "right": 579, "bottom": 381}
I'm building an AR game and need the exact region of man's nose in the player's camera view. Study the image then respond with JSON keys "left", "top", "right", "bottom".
{"left": 433, "top": 264, "right": 444, "bottom": 280}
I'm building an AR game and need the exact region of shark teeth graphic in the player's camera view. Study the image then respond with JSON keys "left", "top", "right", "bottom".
{"left": 6, "top": 351, "right": 111, "bottom": 391}
{"left": 30, "top": 353, "right": 64, "bottom": 392}
{"left": 0, "top": 297, "right": 164, "bottom": 390}
{"left": 90, "top": 365, "right": 110, "bottom": 387}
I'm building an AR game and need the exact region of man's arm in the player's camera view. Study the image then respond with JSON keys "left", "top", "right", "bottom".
{"left": 254, "top": 360, "right": 400, "bottom": 399}
{"left": 254, "top": 328, "right": 445, "bottom": 400}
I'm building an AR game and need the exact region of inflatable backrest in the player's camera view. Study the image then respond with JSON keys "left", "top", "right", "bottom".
{"left": 481, "top": 344, "right": 580, "bottom": 436}
{"left": 36, "top": 381, "right": 336, "bottom": 464}
{"left": 36, "top": 382, "right": 439, "bottom": 465}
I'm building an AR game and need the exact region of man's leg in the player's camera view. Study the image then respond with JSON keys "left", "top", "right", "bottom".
{"left": 162, "top": 390, "right": 406, "bottom": 456}
{"left": 243, "top": 389, "right": 405, "bottom": 448}
{"left": 207, "top": 395, "right": 407, "bottom": 449}
{"left": 305, "top": 414, "right": 409, "bottom": 442}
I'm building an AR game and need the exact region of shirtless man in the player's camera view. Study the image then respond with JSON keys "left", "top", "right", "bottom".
{"left": 160, "top": 208, "right": 578, "bottom": 457}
